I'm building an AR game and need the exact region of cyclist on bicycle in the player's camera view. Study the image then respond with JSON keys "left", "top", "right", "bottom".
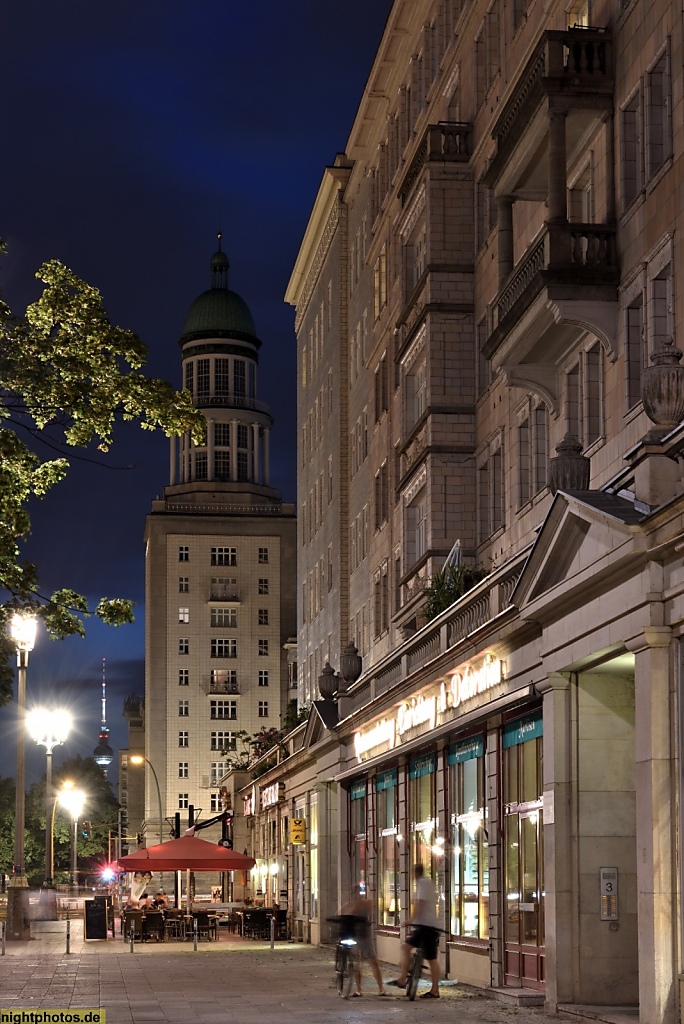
{"left": 389, "top": 864, "right": 440, "bottom": 998}
{"left": 341, "top": 886, "right": 387, "bottom": 997}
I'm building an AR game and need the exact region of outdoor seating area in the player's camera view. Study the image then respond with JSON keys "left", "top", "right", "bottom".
{"left": 235, "top": 907, "right": 288, "bottom": 940}
{"left": 120, "top": 907, "right": 221, "bottom": 942}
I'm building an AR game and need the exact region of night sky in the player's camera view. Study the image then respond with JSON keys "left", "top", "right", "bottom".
{"left": 0, "top": 0, "right": 392, "bottom": 790}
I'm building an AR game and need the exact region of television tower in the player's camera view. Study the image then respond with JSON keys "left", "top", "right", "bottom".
{"left": 93, "top": 657, "right": 114, "bottom": 777}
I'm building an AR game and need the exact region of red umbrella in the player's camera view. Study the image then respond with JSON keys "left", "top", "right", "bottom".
{"left": 118, "top": 835, "right": 255, "bottom": 872}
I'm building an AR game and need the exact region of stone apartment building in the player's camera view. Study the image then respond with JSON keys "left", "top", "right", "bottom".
{"left": 144, "top": 244, "right": 296, "bottom": 861}
{"left": 279, "top": 0, "right": 684, "bottom": 1020}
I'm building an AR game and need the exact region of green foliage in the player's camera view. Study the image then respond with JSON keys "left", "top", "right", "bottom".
{"left": 222, "top": 725, "right": 291, "bottom": 778}
{"left": 284, "top": 698, "right": 310, "bottom": 732}
{"left": 423, "top": 564, "right": 488, "bottom": 622}
{"left": 0, "top": 757, "right": 119, "bottom": 884}
{"left": 0, "top": 253, "right": 205, "bottom": 703}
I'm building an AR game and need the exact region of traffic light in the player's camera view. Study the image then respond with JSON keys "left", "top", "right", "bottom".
{"left": 81, "top": 821, "right": 90, "bottom": 838}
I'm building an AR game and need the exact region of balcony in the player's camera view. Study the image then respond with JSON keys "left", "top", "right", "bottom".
{"left": 203, "top": 677, "right": 241, "bottom": 695}
{"left": 483, "top": 29, "right": 613, "bottom": 196}
{"left": 339, "top": 551, "right": 528, "bottom": 721}
{"left": 208, "top": 585, "right": 240, "bottom": 603}
{"left": 399, "top": 122, "right": 472, "bottom": 208}
{"left": 483, "top": 222, "right": 619, "bottom": 407}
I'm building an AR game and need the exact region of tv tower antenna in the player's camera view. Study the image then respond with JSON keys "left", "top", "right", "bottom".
{"left": 93, "top": 657, "right": 114, "bottom": 776}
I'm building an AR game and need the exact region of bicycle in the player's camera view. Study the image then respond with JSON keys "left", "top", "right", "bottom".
{"left": 328, "top": 915, "right": 363, "bottom": 999}
{"left": 404, "top": 925, "right": 443, "bottom": 1000}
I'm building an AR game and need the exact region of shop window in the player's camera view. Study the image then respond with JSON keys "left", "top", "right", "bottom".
{"left": 376, "top": 770, "right": 400, "bottom": 927}
{"left": 408, "top": 754, "right": 437, "bottom": 886}
{"left": 502, "top": 712, "right": 544, "bottom": 969}
{"left": 350, "top": 782, "right": 367, "bottom": 901}
{"left": 449, "top": 736, "right": 488, "bottom": 939}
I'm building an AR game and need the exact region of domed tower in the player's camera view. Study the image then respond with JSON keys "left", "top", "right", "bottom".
{"left": 169, "top": 236, "right": 276, "bottom": 502}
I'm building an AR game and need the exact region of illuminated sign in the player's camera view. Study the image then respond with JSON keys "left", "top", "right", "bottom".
{"left": 353, "top": 653, "right": 504, "bottom": 762}
{"left": 290, "top": 818, "right": 306, "bottom": 845}
{"left": 261, "top": 782, "right": 284, "bottom": 809}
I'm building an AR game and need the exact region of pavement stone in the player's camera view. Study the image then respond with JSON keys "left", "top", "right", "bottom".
{"left": 0, "top": 927, "right": 595, "bottom": 1024}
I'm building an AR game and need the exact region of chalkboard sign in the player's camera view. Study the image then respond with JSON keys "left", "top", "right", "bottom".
{"left": 84, "top": 897, "right": 108, "bottom": 940}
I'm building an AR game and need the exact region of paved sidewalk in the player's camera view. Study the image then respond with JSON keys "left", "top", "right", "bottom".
{"left": 0, "top": 924, "right": 568, "bottom": 1024}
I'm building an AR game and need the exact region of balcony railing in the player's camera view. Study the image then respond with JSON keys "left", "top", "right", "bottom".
{"left": 209, "top": 586, "right": 240, "bottom": 602}
{"left": 340, "top": 549, "right": 529, "bottom": 720}
{"left": 203, "top": 678, "right": 241, "bottom": 695}
{"left": 488, "top": 29, "right": 612, "bottom": 181}
{"left": 197, "top": 395, "right": 272, "bottom": 415}
{"left": 399, "top": 122, "right": 472, "bottom": 207}
{"left": 493, "top": 222, "right": 617, "bottom": 333}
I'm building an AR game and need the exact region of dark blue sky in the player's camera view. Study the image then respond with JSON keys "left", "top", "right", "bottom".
{"left": 0, "top": 0, "right": 391, "bottom": 788}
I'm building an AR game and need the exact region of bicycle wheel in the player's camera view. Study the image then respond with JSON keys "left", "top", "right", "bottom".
{"left": 406, "top": 950, "right": 423, "bottom": 1000}
{"left": 337, "top": 947, "right": 355, "bottom": 999}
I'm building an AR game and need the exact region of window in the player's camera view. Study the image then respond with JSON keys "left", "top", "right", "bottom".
{"left": 210, "top": 793, "right": 222, "bottom": 813}
{"left": 374, "top": 354, "right": 389, "bottom": 422}
{"left": 178, "top": 793, "right": 189, "bottom": 810}
{"left": 259, "top": 670, "right": 269, "bottom": 687}
{"left": 178, "top": 700, "right": 189, "bottom": 717}
{"left": 178, "top": 669, "right": 189, "bottom": 686}
{"left": 211, "top": 638, "right": 237, "bottom": 659}
{"left": 646, "top": 50, "right": 671, "bottom": 180}
{"left": 210, "top": 669, "right": 237, "bottom": 692}
{"left": 258, "top": 547, "right": 269, "bottom": 564}
{"left": 409, "top": 754, "right": 437, "bottom": 885}
{"left": 178, "top": 607, "right": 189, "bottom": 624}
{"left": 210, "top": 699, "right": 237, "bottom": 720}
{"left": 234, "top": 359, "right": 246, "bottom": 398}
{"left": 258, "top": 578, "right": 269, "bottom": 595}
{"left": 376, "top": 771, "right": 400, "bottom": 926}
{"left": 178, "top": 638, "right": 189, "bottom": 655}
{"left": 178, "top": 763, "right": 189, "bottom": 779}
{"left": 179, "top": 577, "right": 189, "bottom": 593}
{"left": 214, "top": 451, "right": 230, "bottom": 481}
{"left": 449, "top": 737, "right": 488, "bottom": 939}
{"left": 328, "top": 544, "right": 333, "bottom": 592}
{"left": 211, "top": 607, "right": 237, "bottom": 628}
{"left": 215, "top": 422, "right": 230, "bottom": 446}
{"left": 184, "top": 361, "right": 193, "bottom": 395}
{"left": 195, "top": 451, "right": 208, "bottom": 480}
{"left": 565, "top": 345, "right": 603, "bottom": 447}
{"left": 626, "top": 295, "right": 646, "bottom": 409}
{"left": 374, "top": 246, "right": 387, "bottom": 319}
{"left": 210, "top": 762, "right": 228, "bottom": 785}
{"left": 196, "top": 358, "right": 210, "bottom": 399}
{"left": 215, "top": 358, "right": 229, "bottom": 398}
{"left": 179, "top": 546, "right": 189, "bottom": 562}
{"left": 211, "top": 731, "right": 236, "bottom": 751}
{"left": 373, "top": 564, "right": 389, "bottom": 637}
{"left": 258, "top": 639, "right": 269, "bottom": 657}
{"left": 211, "top": 546, "right": 236, "bottom": 566}
{"left": 374, "top": 463, "right": 389, "bottom": 529}
{"left": 258, "top": 701, "right": 269, "bottom": 718}
{"left": 178, "top": 732, "right": 189, "bottom": 748}
{"left": 258, "top": 608, "right": 269, "bottom": 626}
{"left": 621, "top": 91, "right": 641, "bottom": 212}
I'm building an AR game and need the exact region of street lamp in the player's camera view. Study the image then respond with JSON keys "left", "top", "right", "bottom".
{"left": 6, "top": 611, "right": 37, "bottom": 941}
{"left": 130, "top": 755, "right": 164, "bottom": 887}
{"left": 59, "top": 785, "right": 85, "bottom": 891}
{"left": 27, "top": 707, "right": 72, "bottom": 916}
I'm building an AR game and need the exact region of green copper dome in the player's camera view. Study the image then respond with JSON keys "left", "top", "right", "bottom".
{"left": 180, "top": 243, "right": 259, "bottom": 344}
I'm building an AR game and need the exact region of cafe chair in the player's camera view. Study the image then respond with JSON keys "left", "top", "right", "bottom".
{"left": 142, "top": 911, "right": 165, "bottom": 942}
{"left": 123, "top": 910, "right": 143, "bottom": 941}
{"left": 193, "top": 910, "right": 214, "bottom": 940}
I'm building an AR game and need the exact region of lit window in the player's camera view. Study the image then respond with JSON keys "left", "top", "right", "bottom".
{"left": 179, "top": 607, "right": 189, "bottom": 624}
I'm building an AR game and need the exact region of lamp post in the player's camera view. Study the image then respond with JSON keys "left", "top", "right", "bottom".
{"left": 6, "top": 611, "right": 37, "bottom": 941}
{"left": 130, "top": 755, "right": 164, "bottom": 888}
{"left": 59, "top": 785, "right": 85, "bottom": 891}
{"left": 26, "top": 707, "right": 72, "bottom": 919}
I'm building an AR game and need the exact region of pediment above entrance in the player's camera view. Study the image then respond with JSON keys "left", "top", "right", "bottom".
{"left": 512, "top": 490, "right": 647, "bottom": 618}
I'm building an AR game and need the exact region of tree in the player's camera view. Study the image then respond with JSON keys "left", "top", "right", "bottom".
{"left": 423, "top": 564, "right": 488, "bottom": 622}
{"left": 0, "top": 253, "right": 204, "bottom": 702}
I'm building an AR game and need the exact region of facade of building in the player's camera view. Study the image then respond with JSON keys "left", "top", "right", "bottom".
{"left": 118, "top": 694, "right": 145, "bottom": 854}
{"left": 281, "top": 1, "right": 684, "bottom": 1021}
{"left": 144, "top": 244, "right": 297, "bottom": 861}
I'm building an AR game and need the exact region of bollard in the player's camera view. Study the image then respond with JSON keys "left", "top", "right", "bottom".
{"left": 65, "top": 910, "right": 71, "bottom": 956}
{"left": 270, "top": 916, "right": 275, "bottom": 950}
{"left": 193, "top": 916, "right": 198, "bottom": 952}
{"left": 129, "top": 923, "right": 135, "bottom": 953}
{"left": 1, "top": 920, "right": 5, "bottom": 956}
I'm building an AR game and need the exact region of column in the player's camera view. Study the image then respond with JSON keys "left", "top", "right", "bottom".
{"left": 230, "top": 420, "right": 238, "bottom": 482}
{"left": 537, "top": 672, "right": 575, "bottom": 1008}
{"left": 252, "top": 423, "right": 260, "bottom": 484}
{"left": 496, "top": 195, "right": 515, "bottom": 289}
{"left": 169, "top": 435, "right": 177, "bottom": 486}
{"left": 263, "top": 428, "right": 270, "bottom": 487}
{"left": 207, "top": 418, "right": 214, "bottom": 482}
{"left": 547, "top": 108, "right": 568, "bottom": 224}
{"left": 625, "top": 626, "right": 676, "bottom": 1024}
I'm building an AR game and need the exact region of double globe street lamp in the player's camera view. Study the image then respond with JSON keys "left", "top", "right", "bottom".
{"left": 6, "top": 611, "right": 37, "bottom": 942}
{"left": 27, "top": 707, "right": 72, "bottom": 918}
